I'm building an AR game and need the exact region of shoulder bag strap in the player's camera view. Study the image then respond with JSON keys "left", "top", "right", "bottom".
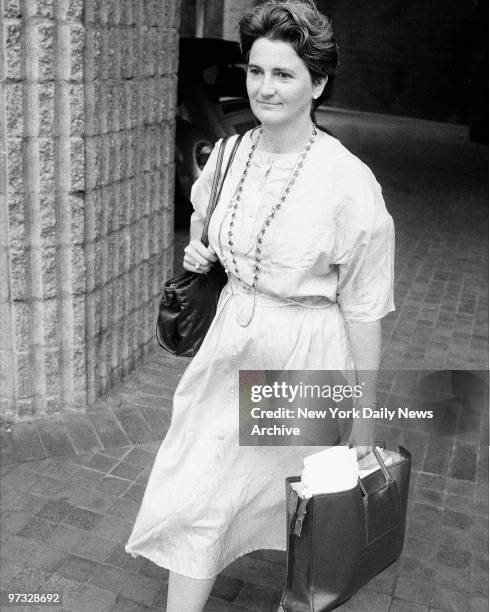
{"left": 201, "top": 133, "right": 244, "bottom": 246}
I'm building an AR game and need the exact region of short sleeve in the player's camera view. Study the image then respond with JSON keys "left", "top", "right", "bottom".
{"left": 332, "top": 160, "right": 395, "bottom": 323}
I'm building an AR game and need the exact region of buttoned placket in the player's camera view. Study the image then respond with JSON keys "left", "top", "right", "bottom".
{"left": 218, "top": 147, "right": 301, "bottom": 286}
{"left": 240, "top": 154, "right": 275, "bottom": 252}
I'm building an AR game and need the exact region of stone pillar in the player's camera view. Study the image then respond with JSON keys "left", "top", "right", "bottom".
{"left": 0, "top": 0, "right": 180, "bottom": 421}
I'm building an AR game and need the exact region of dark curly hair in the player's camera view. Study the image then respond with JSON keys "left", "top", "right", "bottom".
{"left": 239, "top": 0, "right": 338, "bottom": 93}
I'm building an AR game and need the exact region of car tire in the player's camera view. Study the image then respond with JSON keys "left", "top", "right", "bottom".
{"left": 174, "top": 169, "right": 194, "bottom": 228}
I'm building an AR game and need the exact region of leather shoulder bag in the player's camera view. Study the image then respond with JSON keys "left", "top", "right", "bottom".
{"left": 156, "top": 133, "right": 243, "bottom": 356}
{"left": 279, "top": 443, "right": 411, "bottom": 612}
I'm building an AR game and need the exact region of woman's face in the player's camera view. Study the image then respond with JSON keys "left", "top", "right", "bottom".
{"left": 246, "top": 37, "right": 325, "bottom": 128}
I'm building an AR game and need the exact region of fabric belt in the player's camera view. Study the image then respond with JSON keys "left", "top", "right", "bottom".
{"left": 224, "top": 275, "right": 336, "bottom": 310}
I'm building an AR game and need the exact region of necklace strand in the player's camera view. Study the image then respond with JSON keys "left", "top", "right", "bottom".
{"left": 223, "top": 124, "right": 318, "bottom": 293}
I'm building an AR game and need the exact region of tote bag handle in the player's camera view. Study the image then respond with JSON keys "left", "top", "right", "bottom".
{"left": 201, "top": 133, "right": 244, "bottom": 247}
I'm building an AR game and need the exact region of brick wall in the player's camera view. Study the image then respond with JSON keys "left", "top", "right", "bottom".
{"left": 179, "top": 0, "right": 197, "bottom": 37}
{"left": 317, "top": 0, "right": 480, "bottom": 124}
{"left": 223, "top": 0, "right": 253, "bottom": 42}
{"left": 203, "top": 0, "right": 224, "bottom": 38}
{"left": 180, "top": 0, "right": 225, "bottom": 38}
{"left": 0, "top": 0, "right": 180, "bottom": 421}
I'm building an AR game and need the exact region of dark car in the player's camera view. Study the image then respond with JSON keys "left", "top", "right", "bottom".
{"left": 174, "top": 38, "right": 258, "bottom": 225}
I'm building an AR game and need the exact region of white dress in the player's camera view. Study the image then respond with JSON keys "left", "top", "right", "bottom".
{"left": 125, "top": 130, "right": 395, "bottom": 579}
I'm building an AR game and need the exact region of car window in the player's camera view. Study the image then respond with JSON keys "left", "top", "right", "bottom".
{"left": 202, "top": 64, "right": 248, "bottom": 100}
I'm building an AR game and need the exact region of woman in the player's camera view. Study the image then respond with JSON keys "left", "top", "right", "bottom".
{"left": 125, "top": 1, "right": 395, "bottom": 610}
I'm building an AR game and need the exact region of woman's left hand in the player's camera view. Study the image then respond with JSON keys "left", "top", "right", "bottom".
{"left": 354, "top": 445, "right": 372, "bottom": 461}
{"left": 183, "top": 240, "right": 218, "bottom": 274}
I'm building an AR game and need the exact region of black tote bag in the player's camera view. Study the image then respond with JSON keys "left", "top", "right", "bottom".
{"left": 279, "top": 445, "right": 411, "bottom": 612}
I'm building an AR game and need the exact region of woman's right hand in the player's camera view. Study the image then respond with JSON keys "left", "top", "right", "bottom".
{"left": 183, "top": 240, "right": 218, "bottom": 274}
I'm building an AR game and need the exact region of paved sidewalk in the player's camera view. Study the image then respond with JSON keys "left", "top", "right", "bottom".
{"left": 1, "top": 357, "right": 488, "bottom": 611}
{"left": 1, "top": 116, "right": 488, "bottom": 611}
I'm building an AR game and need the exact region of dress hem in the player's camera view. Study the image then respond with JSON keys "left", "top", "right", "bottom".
{"left": 124, "top": 541, "right": 287, "bottom": 580}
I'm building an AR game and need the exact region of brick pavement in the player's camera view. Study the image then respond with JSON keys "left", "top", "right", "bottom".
{"left": 1, "top": 358, "right": 488, "bottom": 611}
{"left": 1, "top": 115, "right": 488, "bottom": 611}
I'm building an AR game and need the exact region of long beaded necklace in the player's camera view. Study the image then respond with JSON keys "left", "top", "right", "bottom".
{"left": 223, "top": 124, "right": 318, "bottom": 297}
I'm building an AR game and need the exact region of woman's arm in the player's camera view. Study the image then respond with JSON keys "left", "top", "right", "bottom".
{"left": 185, "top": 137, "right": 223, "bottom": 268}
{"left": 184, "top": 212, "right": 217, "bottom": 273}
{"left": 189, "top": 211, "right": 204, "bottom": 243}
{"left": 345, "top": 319, "right": 381, "bottom": 450}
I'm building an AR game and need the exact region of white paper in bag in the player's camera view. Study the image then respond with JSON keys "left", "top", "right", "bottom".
{"left": 291, "top": 446, "right": 401, "bottom": 499}
{"left": 300, "top": 446, "right": 359, "bottom": 497}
